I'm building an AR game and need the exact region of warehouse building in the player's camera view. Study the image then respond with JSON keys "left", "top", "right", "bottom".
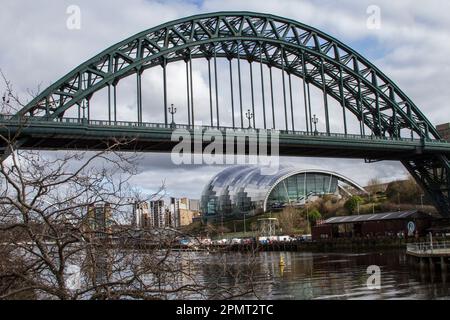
{"left": 312, "top": 210, "right": 434, "bottom": 240}
{"left": 437, "top": 123, "right": 450, "bottom": 141}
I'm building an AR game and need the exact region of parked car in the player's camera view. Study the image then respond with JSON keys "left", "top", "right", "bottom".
{"left": 200, "top": 238, "right": 212, "bottom": 245}
{"left": 179, "top": 238, "right": 191, "bottom": 246}
{"left": 231, "top": 238, "right": 242, "bottom": 245}
{"left": 214, "top": 239, "right": 228, "bottom": 245}
{"left": 295, "top": 234, "right": 312, "bottom": 242}
{"left": 277, "top": 235, "right": 294, "bottom": 242}
{"left": 241, "top": 238, "right": 255, "bottom": 245}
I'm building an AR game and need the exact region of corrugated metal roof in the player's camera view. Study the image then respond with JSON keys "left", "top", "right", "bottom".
{"left": 324, "top": 210, "right": 427, "bottom": 224}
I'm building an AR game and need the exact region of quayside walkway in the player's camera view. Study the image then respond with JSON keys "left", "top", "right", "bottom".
{"left": 406, "top": 241, "right": 450, "bottom": 273}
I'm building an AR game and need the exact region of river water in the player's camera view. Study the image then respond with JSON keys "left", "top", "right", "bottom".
{"left": 194, "top": 250, "right": 450, "bottom": 300}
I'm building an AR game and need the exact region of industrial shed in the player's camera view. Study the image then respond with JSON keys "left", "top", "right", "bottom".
{"left": 312, "top": 210, "right": 434, "bottom": 240}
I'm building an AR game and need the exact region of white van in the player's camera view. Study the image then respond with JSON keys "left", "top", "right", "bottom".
{"left": 277, "top": 235, "right": 293, "bottom": 242}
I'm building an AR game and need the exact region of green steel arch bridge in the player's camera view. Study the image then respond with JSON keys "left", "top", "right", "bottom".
{"left": 0, "top": 12, "right": 449, "bottom": 216}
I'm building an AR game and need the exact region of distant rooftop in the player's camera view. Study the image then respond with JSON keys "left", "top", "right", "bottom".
{"left": 437, "top": 123, "right": 450, "bottom": 141}
{"left": 324, "top": 210, "right": 431, "bottom": 224}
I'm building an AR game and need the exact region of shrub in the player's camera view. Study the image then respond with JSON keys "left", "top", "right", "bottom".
{"left": 344, "top": 195, "right": 364, "bottom": 214}
{"left": 308, "top": 209, "right": 322, "bottom": 227}
{"left": 386, "top": 177, "right": 422, "bottom": 204}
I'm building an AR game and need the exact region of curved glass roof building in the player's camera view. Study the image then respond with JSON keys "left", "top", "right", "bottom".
{"left": 201, "top": 165, "right": 366, "bottom": 219}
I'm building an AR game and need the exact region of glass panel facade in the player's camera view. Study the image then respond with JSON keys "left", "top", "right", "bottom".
{"left": 200, "top": 166, "right": 362, "bottom": 220}
{"left": 266, "top": 173, "right": 338, "bottom": 209}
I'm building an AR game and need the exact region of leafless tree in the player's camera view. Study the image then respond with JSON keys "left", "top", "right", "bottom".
{"left": 0, "top": 72, "right": 257, "bottom": 300}
{"left": 366, "top": 177, "right": 383, "bottom": 195}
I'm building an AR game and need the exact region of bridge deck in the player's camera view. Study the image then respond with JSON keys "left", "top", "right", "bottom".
{"left": 1, "top": 117, "right": 450, "bottom": 160}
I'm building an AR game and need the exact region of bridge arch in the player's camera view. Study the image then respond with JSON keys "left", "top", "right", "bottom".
{"left": 18, "top": 12, "right": 437, "bottom": 140}
{"left": 2, "top": 12, "right": 449, "bottom": 217}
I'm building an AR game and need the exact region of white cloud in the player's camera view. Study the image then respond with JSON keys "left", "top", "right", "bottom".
{"left": 2, "top": 0, "right": 448, "bottom": 199}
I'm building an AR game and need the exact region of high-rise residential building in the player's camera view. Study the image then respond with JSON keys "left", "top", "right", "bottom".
{"left": 142, "top": 207, "right": 154, "bottom": 229}
{"left": 179, "top": 208, "right": 194, "bottom": 227}
{"left": 165, "top": 208, "right": 175, "bottom": 227}
{"left": 169, "top": 197, "right": 180, "bottom": 228}
{"left": 132, "top": 201, "right": 140, "bottom": 228}
{"left": 133, "top": 201, "right": 153, "bottom": 229}
{"left": 86, "top": 203, "right": 112, "bottom": 237}
{"left": 169, "top": 198, "right": 201, "bottom": 228}
{"left": 189, "top": 199, "right": 200, "bottom": 212}
{"left": 150, "top": 200, "right": 165, "bottom": 228}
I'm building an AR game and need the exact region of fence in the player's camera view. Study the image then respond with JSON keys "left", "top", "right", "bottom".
{"left": 406, "top": 241, "right": 450, "bottom": 254}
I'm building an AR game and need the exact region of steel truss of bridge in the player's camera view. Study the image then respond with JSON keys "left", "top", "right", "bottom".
{"left": 1, "top": 116, "right": 450, "bottom": 160}
{"left": 0, "top": 12, "right": 449, "bottom": 217}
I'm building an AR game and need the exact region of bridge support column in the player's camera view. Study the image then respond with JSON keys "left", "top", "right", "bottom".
{"left": 113, "top": 83, "right": 117, "bottom": 123}
{"left": 162, "top": 58, "right": 168, "bottom": 127}
{"left": 136, "top": 70, "right": 143, "bottom": 124}
{"left": 301, "top": 52, "right": 309, "bottom": 133}
{"left": 259, "top": 45, "right": 267, "bottom": 130}
{"left": 442, "top": 257, "right": 448, "bottom": 284}
{"left": 214, "top": 50, "right": 220, "bottom": 128}
{"left": 403, "top": 156, "right": 450, "bottom": 218}
{"left": 249, "top": 62, "right": 256, "bottom": 129}
{"left": 185, "top": 59, "right": 191, "bottom": 127}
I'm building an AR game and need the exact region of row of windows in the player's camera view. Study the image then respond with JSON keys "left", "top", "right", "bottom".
{"left": 267, "top": 174, "right": 338, "bottom": 205}
{"left": 201, "top": 172, "right": 340, "bottom": 217}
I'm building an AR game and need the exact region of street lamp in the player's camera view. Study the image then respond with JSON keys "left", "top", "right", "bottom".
{"left": 168, "top": 104, "right": 177, "bottom": 129}
{"left": 311, "top": 114, "right": 319, "bottom": 135}
{"left": 245, "top": 109, "right": 254, "bottom": 129}
{"left": 306, "top": 204, "right": 310, "bottom": 234}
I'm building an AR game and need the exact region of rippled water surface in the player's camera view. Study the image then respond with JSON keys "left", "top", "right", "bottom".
{"left": 195, "top": 250, "right": 450, "bottom": 300}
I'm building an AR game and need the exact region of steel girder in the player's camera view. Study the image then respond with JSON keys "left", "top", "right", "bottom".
{"left": 403, "top": 155, "right": 450, "bottom": 216}
{"left": 6, "top": 12, "right": 450, "bottom": 216}
{"left": 16, "top": 12, "right": 438, "bottom": 140}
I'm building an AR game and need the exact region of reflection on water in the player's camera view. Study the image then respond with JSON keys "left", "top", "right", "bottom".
{"left": 194, "top": 250, "right": 450, "bottom": 300}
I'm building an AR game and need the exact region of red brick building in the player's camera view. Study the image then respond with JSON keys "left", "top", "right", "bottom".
{"left": 437, "top": 123, "right": 450, "bottom": 141}
{"left": 312, "top": 210, "right": 434, "bottom": 240}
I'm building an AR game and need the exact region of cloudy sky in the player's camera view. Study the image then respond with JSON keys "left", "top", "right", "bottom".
{"left": 1, "top": 0, "right": 449, "bottom": 199}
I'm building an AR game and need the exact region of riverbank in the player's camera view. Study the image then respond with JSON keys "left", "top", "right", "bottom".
{"left": 213, "top": 250, "right": 450, "bottom": 299}
{"left": 217, "top": 237, "right": 445, "bottom": 253}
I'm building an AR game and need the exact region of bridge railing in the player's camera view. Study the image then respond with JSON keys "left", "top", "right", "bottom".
{"left": 407, "top": 241, "right": 450, "bottom": 254}
{"left": 1, "top": 114, "right": 448, "bottom": 144}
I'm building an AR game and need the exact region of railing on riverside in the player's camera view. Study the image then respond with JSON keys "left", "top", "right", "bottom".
{"left": 406, "top": 241, "right": 450, "bottom": 254}
{"left": 1, "top": 114, "right": 448, "bottom": 144}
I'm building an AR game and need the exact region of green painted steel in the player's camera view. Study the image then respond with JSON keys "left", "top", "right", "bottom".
{"left": 1, "top": 116, "right": 449, "bottom": 157}
{"left": 16, "top": 12, "right": 437, "bottom": 140}
{"left": 1, "top": 12, "right": 449, "bottom": 217}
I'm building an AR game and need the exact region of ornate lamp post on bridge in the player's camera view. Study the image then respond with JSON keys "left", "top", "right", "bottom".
{"left": 312, "top": 114, "right": 319, "bottom": 135}
{"left": 168, "top": 104, "right": 177, "bottom": 129}
{"left": 245, "top": 109, "right": 254, "bottom": 129}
